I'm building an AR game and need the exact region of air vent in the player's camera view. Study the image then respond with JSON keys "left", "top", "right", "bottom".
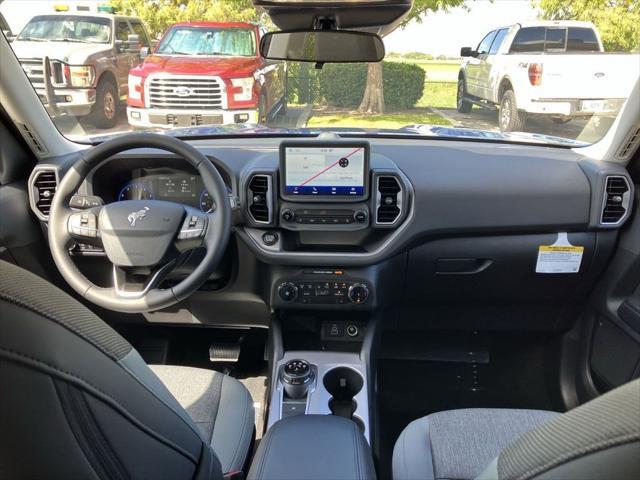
{"left": 31, "top": 169, "right": 58, "bottom": 219}
{"left": 19, "top": 123, "right": 48, "bottom": 155}
{"left": 376, "top": 176, "right": 402, "bottom": 224}
{"left": 616, "top": 127, "right": 640, "bottom": 161}
{"left": 601, "top": 176, "right": 630, "bottom": 225}
{"left": 248, "top": 174, "right": 272, "bottom": 223}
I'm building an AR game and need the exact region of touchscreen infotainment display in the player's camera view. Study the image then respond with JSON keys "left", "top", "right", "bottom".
{"left": 283, "top": 145, "right": 367, "bottom": 197}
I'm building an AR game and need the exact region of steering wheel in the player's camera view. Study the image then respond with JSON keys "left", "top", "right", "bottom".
{"left": 48, "top": 133, "right": 231, "bottom": 313}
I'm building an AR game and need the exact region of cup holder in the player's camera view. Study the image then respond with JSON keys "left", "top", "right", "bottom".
{"left": 323, "top": 367, "right": 364, "bottom": 422}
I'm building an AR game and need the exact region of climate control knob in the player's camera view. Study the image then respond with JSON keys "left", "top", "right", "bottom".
{"left": 278, "top": 282, "right": 298, "bottom": 302}
{"left": 354, "top": 210, "right": 368, "bottom": 223}
{"left": 281, "top": 209, "right": 295, "bottom": 222}
{"left": 348, "top": 283, "right": 369, "bottom": 304}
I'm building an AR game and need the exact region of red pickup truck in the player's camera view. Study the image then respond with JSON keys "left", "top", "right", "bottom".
{"left": 126, "top": 22, "right": 286, "bottom": 128}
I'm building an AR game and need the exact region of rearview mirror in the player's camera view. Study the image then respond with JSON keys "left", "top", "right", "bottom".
{"left": 460, "top": 47, "right": 475, "bottom": 57}
{"left": 260, "top": 30, "right": 385, "bottom": 63}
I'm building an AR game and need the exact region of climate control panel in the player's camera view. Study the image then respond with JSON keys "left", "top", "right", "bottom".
{"left": 277, "top": 280, "right": 370, "bottom": 306}
{"left": 278, "top": 202, "right": 371, "bottom": 231}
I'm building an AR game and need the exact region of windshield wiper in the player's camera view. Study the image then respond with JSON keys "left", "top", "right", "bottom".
{"left": 52, "top": 38, "right": 92, "bottom": 43}
{"left": 18, "top": 37, "right": 48, "bottom": 42}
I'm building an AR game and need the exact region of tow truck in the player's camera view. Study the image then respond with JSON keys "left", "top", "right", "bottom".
{"left": 10, "top": 4, "right": 152, "bottom": 128}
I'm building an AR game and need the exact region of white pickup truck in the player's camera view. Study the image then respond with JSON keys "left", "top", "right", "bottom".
{"left": 457, "top": 21, "right": 640, "bottom": 132}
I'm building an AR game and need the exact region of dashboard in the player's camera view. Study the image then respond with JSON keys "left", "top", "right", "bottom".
{"left": 28, "top": 135, "right": 634, "bottom": 328}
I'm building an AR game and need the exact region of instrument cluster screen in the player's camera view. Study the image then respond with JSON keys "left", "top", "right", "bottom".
{"left": 157, "top": 175, "right": 198, "bottom": 199}
{"left": 282, "top": 145, "right": 368, "bottom": 198}
{"left": 117, "top": 171, "right": 216, "bottom": 213}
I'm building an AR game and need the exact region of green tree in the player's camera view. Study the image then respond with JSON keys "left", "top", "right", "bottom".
{"left": 358, "top": 0, "right": 466, "bottom": 114}
{"left": 110, "top": 0, "right": 262, "bottom": 38}
{"left": 535, "top": 0, "right": 640, "bottom": 52}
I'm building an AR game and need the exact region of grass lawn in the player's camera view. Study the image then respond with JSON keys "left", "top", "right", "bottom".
{"left": 307, "top": 108, "right": 451, "bottom": 129}
{"left": 388, "top": 59, "right": 459, "bottom": 109}
{"left": 418, "top": 82, "right": 457, "bottom": 109}
{"left": 389, "top": 59, "right": 460, "bottom": 81}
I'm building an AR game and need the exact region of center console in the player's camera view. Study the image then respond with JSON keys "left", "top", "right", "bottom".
{"left": 248, "top": 415, "right": 375, "bottom": 480}
{"left": 268, "top": 351, "right": 371, "bottom": 439}
{"left": 249, "top": 138, "right": 393, "bottom": 479}
{"left": 240, "top": 134, "right": 411, "bottom": 270}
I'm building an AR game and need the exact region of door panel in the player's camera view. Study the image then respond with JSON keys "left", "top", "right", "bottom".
{"left": 466, "top": 30, "right": 496, "bottom": 97}
{"left": 115, "top": 20, "right": 135, "bottom": 95}
{"left": 480, "top": 28, "right": 508, "bottom": 100}
{"left": 577, "top": 189, "right": 640, "bottom": 396}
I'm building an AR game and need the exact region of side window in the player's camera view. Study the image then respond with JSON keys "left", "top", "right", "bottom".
{"left": 476, "top": 31, "right": 498, "bottom": 55}
{"left": 130, "top": 22, "right": 150, "bottom": 47}
{"left": 116, "top": 21, "right": 131, "bottom": 42}
{"left": 489, "top": 29, "right": 509, "bottom": 55}
{"left": 510, "top": 27, "right": 545, "bottom": 53}
{"left": 545, "top": 28, "right": 567, "bottom": 51}
{"left": 567, "top": 28, "right": 600, "bottom": 52}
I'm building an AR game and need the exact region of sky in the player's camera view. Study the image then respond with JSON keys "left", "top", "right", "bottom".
{"left": 1, "top": 0, "right": 541, "bottom": 57}
{"left": 385, "top": 0, "right": 540, "bottom": 57}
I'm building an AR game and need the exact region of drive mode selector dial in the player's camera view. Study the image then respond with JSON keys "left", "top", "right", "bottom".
{"left": 282, "top": 359, "right": 314, "bottom": 399}
{"left": 278, "top": 282, "right": 298, "bottom": 302}
{"left": 348, "top": 283, "right": 369, "bottom": 304}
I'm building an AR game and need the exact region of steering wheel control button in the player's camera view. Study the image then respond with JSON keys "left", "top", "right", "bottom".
{"left": 262, "top": 231, "right": 279, "bottom": 246}
{"left": 178, "top": 214, "right": 207, "bottom": 240}
{"left": 278, "top": 282, "right": 298, "bottom": 302}
{"left": 69, "top": 212, "right": 98, "bottom": 238}
{"left": 70, "top": 195, "right": 103, "bottom": 209}
{"left": 348, "top": 283, "right": 369, "bottom": 304}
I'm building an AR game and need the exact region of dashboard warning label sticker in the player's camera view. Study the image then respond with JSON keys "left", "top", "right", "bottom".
{"left": 536, "top": 232, "right": 583, "bottom": 274}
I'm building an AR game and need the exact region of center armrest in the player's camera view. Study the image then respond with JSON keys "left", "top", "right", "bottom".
{"left": 247, "top": 415, "right": 376, "bottom": 480}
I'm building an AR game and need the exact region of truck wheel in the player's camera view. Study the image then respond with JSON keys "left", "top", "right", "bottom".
{"left": 499, "top": 90, "right": 526, "bottom": 132}
{"left": 91, "top": 79, "right": 118, "bottom": 129}
{"left": 456, "top": 78, "right": 473, "bottom": 113}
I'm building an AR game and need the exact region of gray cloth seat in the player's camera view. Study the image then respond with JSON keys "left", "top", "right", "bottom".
{"left": 0, "top": 260, "right": 254, "bottom": 480}
{"left": 393, "top": 379, "right": 640, "bottom": 480}
{"left": 150, "top": 365, "right": 255, "bottom": 475}
{"left": 392, "top": 409, "right": 557, "bottom": 480}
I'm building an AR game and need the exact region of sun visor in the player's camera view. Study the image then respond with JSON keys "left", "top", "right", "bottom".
{"left": 252, "top": 0, "right": 413, "bottom": 36}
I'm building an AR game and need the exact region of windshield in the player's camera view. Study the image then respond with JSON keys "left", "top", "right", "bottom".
{"left": 2, "top": 0, "right": 638, "bottom": 146}
{"left": 17, "top": 15, "right": 111, "bottom": 43}
{"left": 157, "top": 27, "right": 256, "bottom": 57}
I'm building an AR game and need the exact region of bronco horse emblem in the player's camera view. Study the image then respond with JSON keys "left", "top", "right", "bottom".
{"left": 128, "top": 207, "right": 150, "bottom": 227}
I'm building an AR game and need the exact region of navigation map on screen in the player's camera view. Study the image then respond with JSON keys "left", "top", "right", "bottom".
{"left": 283, "top": 146, "right": 366, "bottom": 196}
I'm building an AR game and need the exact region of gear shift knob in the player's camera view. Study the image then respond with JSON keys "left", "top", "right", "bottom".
{"left": 281, "top": 359, "right": 314, "bottom": 399}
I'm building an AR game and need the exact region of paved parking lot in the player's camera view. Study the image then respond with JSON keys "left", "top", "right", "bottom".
{"left": 54, "top": 101, "right": 613, "bottom": 145}
{"left": 433, "top": 107, "right": 614, "bottom": 143}
{"left": 54, "top": 104, "right": 312, "bottom": 141}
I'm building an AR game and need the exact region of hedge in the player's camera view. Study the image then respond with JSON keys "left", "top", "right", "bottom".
{"left": 286, "top": 62, "right": 321, "bottom": 104}
{"left": 318, "top": 62, "right": 425, "bottom": 110}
